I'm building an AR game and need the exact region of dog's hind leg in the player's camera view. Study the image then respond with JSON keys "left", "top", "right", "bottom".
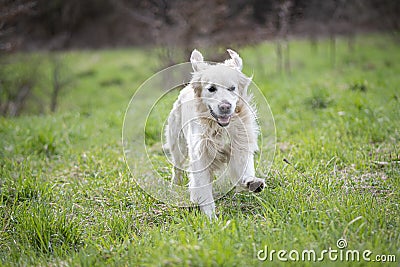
{"left": 166, "top": 104, "right": 187, "bottom": 185}
{"left": 171, "top": 137, "right": 187, "bottom": 185}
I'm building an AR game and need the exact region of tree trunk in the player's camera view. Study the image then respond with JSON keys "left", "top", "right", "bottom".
{"left": 276, "top": 41, "right": 282, "bottom": 74}
{"left": 330, "top": 34, "right": 336, "bottom": 68}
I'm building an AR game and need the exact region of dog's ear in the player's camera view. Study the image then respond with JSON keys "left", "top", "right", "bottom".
{"left": 236, "top": 74, "right": 252, "bottom": 113}
{"left": 193, "top": 82, "right": 202, "bottom": 97}
{"left": 238, "top": 75, "right": 252, "bottom": 95}
{"left": 190, "top": 49, "right": 207, "bottom": 72}
{"left": 190, "top": 73, "right": 203, "bottom": 97}
{"left": 226, "top": 49, "right": 243, "bottom": 71}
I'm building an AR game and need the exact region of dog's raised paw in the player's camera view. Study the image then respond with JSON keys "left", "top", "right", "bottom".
{"left": 247, "top": 179, "right": 265, "bottom": 193}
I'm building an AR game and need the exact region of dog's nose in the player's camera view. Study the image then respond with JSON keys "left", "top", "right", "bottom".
{"left": 218, "top": 101, "right": 232, "bottom": 113}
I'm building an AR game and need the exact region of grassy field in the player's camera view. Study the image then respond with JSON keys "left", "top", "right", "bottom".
{"left": 1, "top": 35, "right": 399, "bottom": 266}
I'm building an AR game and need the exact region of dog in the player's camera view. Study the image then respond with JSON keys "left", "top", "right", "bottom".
{"left": 165, "top": 49, "right": 265, "bottom": 219}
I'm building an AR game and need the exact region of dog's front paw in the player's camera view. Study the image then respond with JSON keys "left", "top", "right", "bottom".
{"left": 200, "top": 203, "right": 217, "bottom": 220}
{"left": 246, "top": 178, "right": 265, "bottom": 193}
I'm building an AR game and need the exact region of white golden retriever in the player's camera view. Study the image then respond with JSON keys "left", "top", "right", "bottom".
{"left": 165, "top": 49, "right": 265, "bottom": 218}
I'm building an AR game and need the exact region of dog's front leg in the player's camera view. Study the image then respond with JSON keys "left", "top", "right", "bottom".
{"left": 189, "top": 168, "right": 216, "bottom": 219}
{"left": 229, "top": 151, "right": 265, "bottom": 193}
{"left": 187, "top": 135, "right": 216, "bottom": 219}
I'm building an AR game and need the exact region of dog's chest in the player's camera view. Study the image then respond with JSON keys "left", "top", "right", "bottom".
{"left": 201, "top": 127, "right": 231, "bottom": 163}
{"left": 212, "top": 128, "right": 231, "bottom": 148}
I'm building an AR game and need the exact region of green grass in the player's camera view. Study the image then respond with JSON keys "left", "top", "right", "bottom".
{"left": 1, "top": 34, "right": 399, "bottom": 266}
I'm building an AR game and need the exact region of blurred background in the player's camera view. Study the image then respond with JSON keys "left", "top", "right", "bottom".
{"left": 0, "top": 0, "right": 399, "bottom": 117}
{"left": 1, "top": 0, "right": 399, "bottom": 52}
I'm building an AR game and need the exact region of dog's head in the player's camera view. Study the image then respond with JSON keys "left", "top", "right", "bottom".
{"left": 190, "top": 49, "right": 252, "bottom": 127}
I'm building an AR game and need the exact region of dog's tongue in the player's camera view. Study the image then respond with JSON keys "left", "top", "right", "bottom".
{"left": 217, "top": 115, "right": 231, "bottom": 126}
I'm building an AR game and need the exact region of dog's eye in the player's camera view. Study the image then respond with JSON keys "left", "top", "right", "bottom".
{"left": 228, "top": 86, "right": 235, "bottom": 91}
{"left": 208, "top": 86, "right": 217, "bottom": 93}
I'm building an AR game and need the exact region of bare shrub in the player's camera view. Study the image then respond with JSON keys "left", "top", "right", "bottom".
{"left": 0, "top": 55, "right": 43, "bottom": 116}
{"left": 0, "top": 54, "right": 73, "bottom": 116}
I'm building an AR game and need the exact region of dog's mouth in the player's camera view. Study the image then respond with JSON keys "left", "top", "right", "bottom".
{"left": 209, "top": 106, "right": 232, "bottom": 127}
